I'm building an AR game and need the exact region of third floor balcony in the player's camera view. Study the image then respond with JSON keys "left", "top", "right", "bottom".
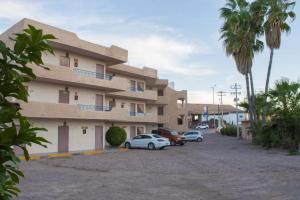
{"left": 29, "top": 64, "right": 128, "bottom": 92}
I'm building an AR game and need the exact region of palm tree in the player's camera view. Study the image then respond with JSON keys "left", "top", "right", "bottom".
{"left": 261, "top": 0, "right": 296, "bottom": 125}
{"left": 220, "top": 0, "right": 264, "bottom": 139}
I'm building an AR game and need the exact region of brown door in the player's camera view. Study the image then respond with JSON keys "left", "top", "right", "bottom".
{"left": 130, "top": 126, "right": 136, "bottom": 138}
{"left": 96, "top": 64, "right": 104, "bottom": 79}
{"left": 95, "top": 126, "right": 103, "bottom": 150}
{"left": 130, "top": 80, "right": 136, "bottom": 91}
{"left": 58, "top": 126, "right": 69, "bottom": 152}
{"left": 130, "top": 103, "right": 136, "bottom": 116}
{"left": 59, "top": 90, "right": 69, "bottom": 104}
{"left": 95, "top": 94, "right": 103, "bottom": 111}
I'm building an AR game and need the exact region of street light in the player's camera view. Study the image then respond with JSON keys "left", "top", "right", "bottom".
{"left": 211, "top": 84, "right": 216, "bottom": 128}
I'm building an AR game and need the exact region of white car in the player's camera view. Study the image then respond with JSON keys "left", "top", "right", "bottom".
{"left": 124, "top": 134, "right": 170, "bottom": 150}
{"left": 196, "top": 124, "right": 209, "bottom": 129}
{"left": 183, "top": 130, "right": 204, "bottom": 142}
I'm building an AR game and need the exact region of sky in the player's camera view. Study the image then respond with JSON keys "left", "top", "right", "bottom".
{"left": 0, "top": 0, "right": 299, "bottom": 105}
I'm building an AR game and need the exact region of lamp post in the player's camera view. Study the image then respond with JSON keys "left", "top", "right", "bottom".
{"left": 211, "top": 85, "right": 216, "bottom": 128}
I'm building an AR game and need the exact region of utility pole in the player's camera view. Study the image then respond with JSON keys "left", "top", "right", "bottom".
{"left": 217, "top": 91, "right": 226, "bottom": 127}
{"left": 231, "top": 83, "right": 242, "bottom": 138}
{"left": 211, "top": 84, "right": 216, "bottom": 128}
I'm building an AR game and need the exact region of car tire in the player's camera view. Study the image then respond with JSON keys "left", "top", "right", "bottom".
{"left": 180, "top": 142, "right": 184, "bottom": 146}
{"left": 160, "top": 146, "right": 165, "bottom": 150}
{"left": 197, "top": 138, "right": 203, "bottom": 142}
{"left": 148, "top": 143, "right": 155, "bottom": 150}
{"left": 125, "top": 142, "right": 131, "bottom": 149}
{"left": 170, "top": 141, "right": 176, "bottom": 146}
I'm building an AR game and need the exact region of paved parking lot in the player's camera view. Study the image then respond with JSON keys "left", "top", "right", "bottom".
{"left": 16, "top": 131, "right": 300, "bottom": 200}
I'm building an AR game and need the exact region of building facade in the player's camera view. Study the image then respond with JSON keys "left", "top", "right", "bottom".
{"left": 1, "top": 18, "right": 189, "bottom": 154}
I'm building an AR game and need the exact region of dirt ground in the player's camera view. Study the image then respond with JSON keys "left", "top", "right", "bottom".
{"left": 16, "top": 131, "right": 300, "bottom": 200}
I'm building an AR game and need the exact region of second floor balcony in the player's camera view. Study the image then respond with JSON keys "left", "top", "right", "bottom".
{"left": 20, "top": 101, "right": 157, "bottom": 123}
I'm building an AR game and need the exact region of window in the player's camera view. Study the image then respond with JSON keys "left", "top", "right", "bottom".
{"left": 74, "top": 58, "right": 78, "bottom": 67}
{"left": 157, "top": 89, "right": 164, "bottom": 96}
{"left": 141, "top": 135, "right": 151, "bottom": 139}
{"left": 60, "top": 53, "right": 70, "bottom": 67}
{"left": 152, "top": 134, "right": 162, "bottom": 138}
{"left": 177, "top": 115, "right": 184, "bottom": 125}
{"left": 137, "top": 82, "right": 145, "bottom": 92}
{"left": 130, "top": 80, "right": 136, "bottom": 91}
{"left": 158, "top": 106, "right": 164, "bottom": 115}
{"left": 137, "top": 104, "right": 144, "bottom": 114}
{"left": 121, "top": 102, "right": 125, "bottom": 108}
{"left": 74, "top": 92, "right": 78, "bottom": 100}
{"left": 158, "top": 123, "right": 164, "bottom": 128}
{"left": 133, "top": 135, "right": 142, "bottom": 140}
{"left": 59, "top": 89, "right": 69, "bottom": 104}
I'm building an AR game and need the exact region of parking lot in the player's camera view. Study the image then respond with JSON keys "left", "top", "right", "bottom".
{"left": 16, "top": 130, "right": 300, "bottom": 200}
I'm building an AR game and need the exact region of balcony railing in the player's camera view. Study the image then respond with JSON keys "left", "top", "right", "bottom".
{"left": 128, "top": 87, "right": 144, "bottom": 92}
{"left": 78, "top": 104, "right": 112, "bottom": 111}
{"left": 129, "top": 112, "right": 145, "bottom": 116}
{"left": 74, "top": 68, "right": 113, "bottom": 80}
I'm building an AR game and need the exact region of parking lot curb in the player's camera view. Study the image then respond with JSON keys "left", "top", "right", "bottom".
{"left": 79, "top": 151, "right": 104, "bottom": 155}
{"left": 19, "top": 155, "right": 41, "bottom": 161}
{"left": 48, "top": 153, "right": 72, "bottom": 159}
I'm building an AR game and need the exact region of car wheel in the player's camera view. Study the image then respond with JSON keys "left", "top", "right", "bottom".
{"left": 197, "top": 138, "right": 203, "bottom": 142}
{"left": 170, "top": 141, "right": 176, "bottom": 146}
{"left": 180, "top": 142, "right": 184, "bottom": 146}
{"left": 148, "top": 143, "right": 155, "bottom": 150}
{"left": 160, "top": 146, "right": 165, "bottom": 150}
{"left": 125, "top": 142, "right": 131, "bottom": 149}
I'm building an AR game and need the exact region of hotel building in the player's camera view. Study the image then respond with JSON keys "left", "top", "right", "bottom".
{"left": 0, "top": 18, "right": 188, "bottom": 154}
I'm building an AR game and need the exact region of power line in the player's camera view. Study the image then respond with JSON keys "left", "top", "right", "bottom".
{"left": 217, "top": 91, "right": 226, "bottom": 127}
{"left": 230, "top": 83, "right": 242, "bottom": 138}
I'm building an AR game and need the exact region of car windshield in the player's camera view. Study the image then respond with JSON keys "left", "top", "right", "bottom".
{"left": 170, "top": 131, "right": 178, "bottom": 135}
{"left": 152, "top": 134, "right": 162, "bottom": 138}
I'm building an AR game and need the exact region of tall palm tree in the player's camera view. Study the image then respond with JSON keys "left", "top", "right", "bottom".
{"left": 261, "top": 0, "right": 296, "bottom": 125}
{"left": 220, "top": 0, "right": 264, "bottom": 138}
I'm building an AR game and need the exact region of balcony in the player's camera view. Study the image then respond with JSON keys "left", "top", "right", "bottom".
{"left": 29, "top": 64, "right": 127, "bottom": 92}
{"left": 107, "top": 87, "right": 157, "bottom": 102}
{"left": 78, "top": 104, "right": 112, "bottom": 112}
{"left": 20, "top": 101, "right": 157, "bottom": 123}
{"left": 74, "top": 68, "right": 113, "bottom": 80}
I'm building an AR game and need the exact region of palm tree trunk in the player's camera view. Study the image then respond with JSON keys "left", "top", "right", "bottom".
{"left": 249, "top": 69, "right": 257, "bottom": 123}
{"left": 245, "top": 73, "right": 254, "bottom": 139}
{"left": 262, "top": 48, "right": 274, "bottom": 125}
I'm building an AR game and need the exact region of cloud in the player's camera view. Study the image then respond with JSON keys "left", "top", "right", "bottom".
{"left": 0, "top": 0, "right": 217, "bottom": 77}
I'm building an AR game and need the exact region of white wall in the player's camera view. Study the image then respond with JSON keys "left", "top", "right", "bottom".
{"left": 28, "top": 81, "right": 106, "bottom": 106}
{"left": 204, "top": 113, "right": 245, "bottom": 125}
{"left": 42, "top": 49, "right": 106, "bottom": 73}
{"left": 27, "top": 119, "right": 106, "bottom": 154}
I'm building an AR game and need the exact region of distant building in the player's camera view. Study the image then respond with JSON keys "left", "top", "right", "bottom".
{"left": 187, "top": 104, "right": 245, "bottom": 128}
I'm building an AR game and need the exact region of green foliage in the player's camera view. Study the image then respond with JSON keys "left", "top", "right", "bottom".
{"left": 220, "top": 125, "right": 238, "bottom": 137}
{"left": 0, "top": 25, "right": 55, "bottom": 199}
{"left": 255, "top": 78, "right": 300, "bottom": 152}
{"left": 105, "top": 126, "right": 127, "bottom": 147}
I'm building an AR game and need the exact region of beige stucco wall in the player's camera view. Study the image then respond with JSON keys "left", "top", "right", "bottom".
{"left": 28, "top": 81, "right": 106, "bottom": 106}
{"left": 157, "top": 87, "right": 188, "bottom": 132}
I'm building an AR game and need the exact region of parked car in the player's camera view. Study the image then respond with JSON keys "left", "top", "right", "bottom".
{"left": 152, "top": 128, "right": 185, "bottom": 146}
{"left": 196, "top": 124, "right": 209, "bottom": 129}
{"left": 124, "top": 134, "right": 170, "bottom": 150}
{"left": 183, "top": 130, "right": 204, "bottom": 142}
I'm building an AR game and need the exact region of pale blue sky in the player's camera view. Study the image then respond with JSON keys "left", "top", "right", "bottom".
{"left": 0, "top": 0, "right": 299, "bottom": 104}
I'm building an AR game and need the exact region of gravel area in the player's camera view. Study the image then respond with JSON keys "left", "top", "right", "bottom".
{"left": 16, "top": 131, "right": 300, "bottom": 200}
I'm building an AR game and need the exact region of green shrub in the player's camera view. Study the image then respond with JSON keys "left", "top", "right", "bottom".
{"left": 220, "top": 125, "right": 237, "bottom": 137}
{"left": 105, "top": 126, "right": 127, "bottom": 147}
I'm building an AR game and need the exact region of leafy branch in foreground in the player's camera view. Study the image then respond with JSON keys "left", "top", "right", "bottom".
{"left": 0, "top": 25, "right": 55, "bottom": 199}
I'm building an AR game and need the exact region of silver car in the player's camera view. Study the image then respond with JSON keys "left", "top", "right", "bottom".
{"left": 183, "top": 130, "right": 204, "bottom": 142}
